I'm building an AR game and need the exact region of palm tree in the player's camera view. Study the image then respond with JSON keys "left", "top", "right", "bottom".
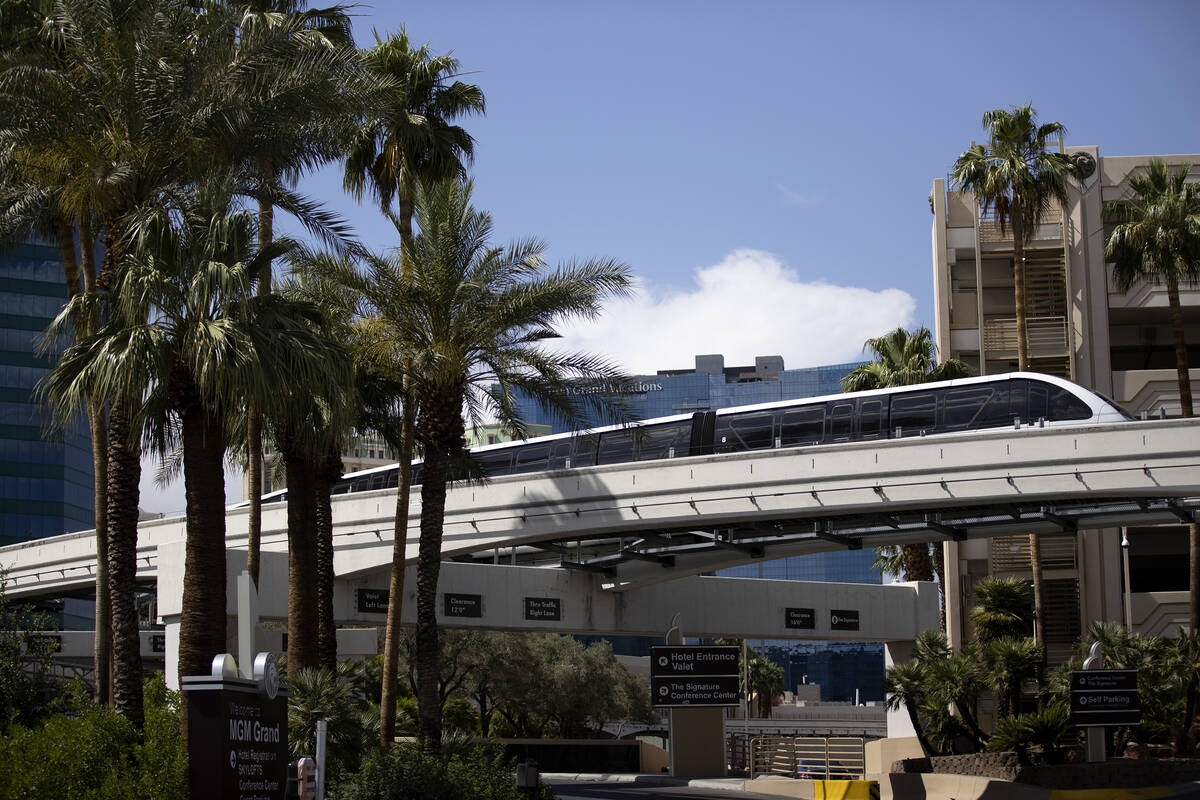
{"left": 884, "top": 660, "right": 934, "bottom": 755}
{"left": 983, "top": 637, "right": 1042, "bottom": 718}
{"left": 6, "top": 0, "right": 364, "bottom": 722}
{"left": 41, "top": 175, "right": 345, "bottom": 731}
{"left": 842, "top": 327, "right": 969, "bottom": 608}
{"left": 969, "top": 576, "right": 1034, "bottom": 647}
{"left": 1105, "top": 158, "right": 1200, "bottom": 631}
{"left": 223, "top": 0, "right": 363, "bottom": 591}
{"left": 341, "top": 29, "right": 484, "bottom": 748}
{"left": 388, "top": 178, "right": 632, "bottom": 753}
{"left": 951, "top": 106, "right": 1085, "bottom": 654}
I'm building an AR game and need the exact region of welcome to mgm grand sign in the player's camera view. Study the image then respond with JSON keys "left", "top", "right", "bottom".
{"left": 182, "top": 652, "right": 288, "bottom": 800}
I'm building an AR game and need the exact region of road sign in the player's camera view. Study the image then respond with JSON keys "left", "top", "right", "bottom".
{"left": 650, "top": 645, "right": 740, "bottom": 707}
{"left": 651, "top": 675, "right": 740, "bottom": 707}
{"left": 1069, "top": 669, "right": 1140, "bottom": 727}
{"left": 650, "top": 645, "right": 739, "bottom": 677}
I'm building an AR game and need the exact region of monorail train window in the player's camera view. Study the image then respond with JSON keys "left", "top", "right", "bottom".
{"left": 510, "top": 443, "right": 550, "bottom": 474}
{"left": 1028, "top": 384, "right": 1048, "bottom": 421}
{"left": 944, "top": 387, "right": 995, "bottom": 429}
{"left": 890, "top": 393, "right": 936, "bottom": 435}
{"left": 571, "top": 433, "right": 598, "bottom": 467}
{"left": 411, "top": 463, "right": 423, "bottom": 486}
{"left": 714, "top": 412, "right": 774, "bottom": 452}
{"left": 385, "top": 469, "right": 398, "bottom": 489}
{"left": 476, "top": 450, "right": 515, "bottom": 476}
{"left": 860, "top": 399, "right": 886, "bottom": 439}
{"left": 546, "top": 440, "right": 572, "bottom": 470}
{"left": 1047, "top": 386, "right": 1091, "bottom": 420}
{"left": 597, "top": 429, "right": 635, "bottom": 464}
{"left": 779, "top": 406, "right": 824, "bottom": 446}
{"left": 828, "top": 403, "right": 854, "bottom": 441}
{"left": 371, "top": 472, "right": 387, "bottom": 490}
{"left": 635, "top": 422, "right": 688, "bottom": 460}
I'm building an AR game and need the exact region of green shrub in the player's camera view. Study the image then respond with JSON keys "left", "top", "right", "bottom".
{"left": 334, "top": 744, "right": 553, "bottom": 800}
{"left": 0, "top": 675, "right": 186, "bottom": 800}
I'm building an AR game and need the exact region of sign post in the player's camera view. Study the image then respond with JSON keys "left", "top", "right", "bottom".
{"left": 1070, "top": 642, "right": 1139, "bottom": 764}
{"left": 182, "top": 652, "right": 288, "bottom": 800}
{"left": 650, "top": 645, "right": 741, "bottom": 707}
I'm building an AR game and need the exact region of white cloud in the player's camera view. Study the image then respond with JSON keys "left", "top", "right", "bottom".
{"left": 777, "top": 183, "right": 820, "bottom": 207}
{"left": 554, "top": 249, "right": 916, "bottom": 375}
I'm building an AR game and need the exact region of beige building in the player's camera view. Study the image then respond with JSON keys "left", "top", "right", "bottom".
{"left": 930, "top": 147, "right": 1200, "bottom": 658}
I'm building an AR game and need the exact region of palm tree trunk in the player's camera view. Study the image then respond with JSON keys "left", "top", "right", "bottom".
{"left": 247, "top": 160, "right": 276, "bottom": 587}
{"left": 74, "top": 217, "right": 112, "bottom": 706}
{"left": 89, "top": 401, "right": 111, "bottom": 706}
{"left": 901, "top": 544, "right": 933, "bottom": 582}
{"left": 380, "top": 402, "right": 416, "bottom": 747}
{"left": 1011, "top": 214, "right": 1029, "bottom": 372}
{"left": 178, "top": 400, "right": 229, "bottom": 740}
{"left": 106, "top": 401, "right": 143, "bottom": 729}
{"left": 282, "top": 439, "right": 319, "bottom": 678}
{"left": 53, "top": 216, "right": 113, "bottom": 705}
{"left": 415, "top": 407, "right": 455, "bottom": 755}
{"left": 315, "top": 445, "right": 341, "bottom": 669}
{"left": 1167, "top": 279, "right": 1194, "bottom": 418}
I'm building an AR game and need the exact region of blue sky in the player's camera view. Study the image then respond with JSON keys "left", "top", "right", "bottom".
{"left": 296, "top": 0, "right": 1200, "bottom": 370}
{"left": 144, "top": 0, "right": 1200, "bottom": 511}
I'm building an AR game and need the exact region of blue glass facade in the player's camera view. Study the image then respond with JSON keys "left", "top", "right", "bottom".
{"left": 514, "top": 355, "right": 884, "bottom": 702}
{"left": 0, "top": 238, "right": 94, "bottom": 545}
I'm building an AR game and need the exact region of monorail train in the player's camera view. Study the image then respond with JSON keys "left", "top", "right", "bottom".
{"left": 255, "top": 372, "right": 1130, "bottom": 505}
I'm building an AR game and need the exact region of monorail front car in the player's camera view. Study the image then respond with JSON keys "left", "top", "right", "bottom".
{"left": 258, "top": 372, "right": 1130, "bottom": 503}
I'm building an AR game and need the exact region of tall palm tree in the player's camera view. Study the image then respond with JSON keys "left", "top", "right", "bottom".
{"left": 951, "top": 105, "right": 1079, "bottom": 371}
{"left": 341, "top": 29, "right": 484, "bottom": 748}
{"left": 223, "top": 0, "right": 363, "bottom": 590}
{"left": 41, "top": 174, "right": 346, "bottom": 732}
{"left": 388, "top": 178, "right": 632, "bottom": 753}
{"left": 842, "top": 327, "right": 969, "bottom": 596}
{"left": 1106, "top": 158, "right": 1200, "bottom": 630}
{"left": 950, "top": 105, "right": 1084, "bottom": 654}
{"left": 0, "top": 0, "right": 113, "bottom": 705}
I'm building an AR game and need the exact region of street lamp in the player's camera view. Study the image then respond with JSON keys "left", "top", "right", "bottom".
{"left": 1121, "top": 532, "right": 1133, "bottom": 629}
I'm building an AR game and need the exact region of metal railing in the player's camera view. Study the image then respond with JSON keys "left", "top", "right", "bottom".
{"left": 982, "top": 316, "right": 1068, "bottom": 352}
{"left": 977, "top": 207, "right": 1063, "bottom": 243}
{"left": 738, "top": 735, "right": 866, "bottom": 780}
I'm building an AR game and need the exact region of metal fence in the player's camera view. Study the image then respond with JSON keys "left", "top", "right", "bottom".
{"left": 728, "top": 734, "right": 866, "bottom": 780}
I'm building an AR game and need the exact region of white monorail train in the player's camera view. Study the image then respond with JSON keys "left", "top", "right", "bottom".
{"left": 253, "top": 372, "right": 1131, "bottom": 504}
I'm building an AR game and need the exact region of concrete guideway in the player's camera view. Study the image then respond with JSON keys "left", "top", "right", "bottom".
{"left": 2, "top": 417, "right": 1197, "bottom": 598}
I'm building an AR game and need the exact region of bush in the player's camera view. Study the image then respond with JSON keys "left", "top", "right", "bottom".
{"left": 0, "top": 676, "right": 186, "bottom": 800}
{"left": 334, "top": 744, "right": 553, "bottom": 800}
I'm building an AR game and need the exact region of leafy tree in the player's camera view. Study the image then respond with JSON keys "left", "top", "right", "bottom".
{"left": 341, "top": 28, "right": 485, "bottom": 748}
{"left": 289, "top": 663, "right": 379, "bottom": 785}
{"left": 356, "top": 178, "right": 631, "bottom": 753}
{"left": 842, "top": 326, "right": 969, "bottom": 609}
{"left": 0, "top": 573, "right": 62, "bottom": 726}
{"left": 969, "top": 576, "right": 1033, "bottom": 646}
{"left": 984, "top": 637, "right": 1042, "bottom": 719}
{"left": 747, "top": 654, "right": 784, "bottom": 718}
{"left": 1105, "top": 158, "right": 1200, "bottom": 630}
{"left": 42, "top": 175, "right": 346, "bottom": 723}
{"left": 951, "top": 104, "right": 1086, "bottom": 654}
{"left": 226, "top": 0, "right": 363, "bottom": 592}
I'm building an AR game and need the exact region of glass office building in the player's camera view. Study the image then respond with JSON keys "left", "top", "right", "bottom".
{"left": 0, "top": 238, "right": 94, "bottom": 545}
{"left": 520, "top": 354, "right": 884, "bottom": 702}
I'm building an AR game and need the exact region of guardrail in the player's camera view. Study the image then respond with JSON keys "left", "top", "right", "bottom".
{"left": 732, "top": 734, "right": 866, "bottom": 780}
